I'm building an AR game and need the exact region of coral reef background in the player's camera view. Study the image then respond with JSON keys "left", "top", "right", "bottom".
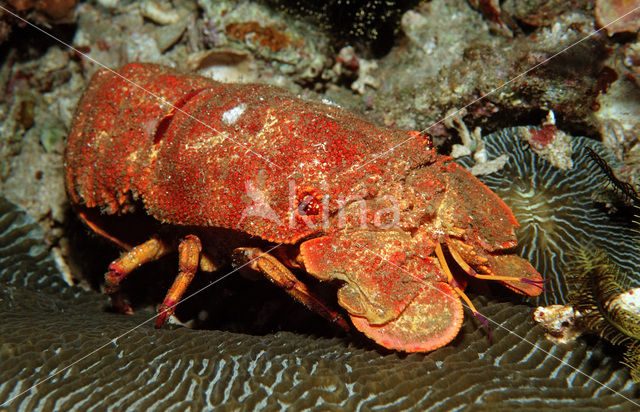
{"left": 1, "top": 0, "right": 640, "bottom": 408}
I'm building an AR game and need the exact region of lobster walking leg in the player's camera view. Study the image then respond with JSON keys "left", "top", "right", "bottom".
{"left": 434, "top": 243, "right": 483, "bottom": 317}
{"left": 233, "top": 247, "right": 351, "bottom": 330}
{"left": 156, "top": 235, "right": 202, "bottom": 328}
{"left": 104, "top": 237, "right": 173, "bottom": 315}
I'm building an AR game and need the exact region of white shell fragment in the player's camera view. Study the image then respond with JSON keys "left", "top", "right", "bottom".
{"left": 533, "top": 305, "right": 584, "bottom": 344}
{"left": 609, "top": 288, "right": 640, "bottom": 317}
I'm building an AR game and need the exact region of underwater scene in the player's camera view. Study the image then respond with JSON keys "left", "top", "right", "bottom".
{"left": 1, "top": 0, "right": 639, "bottom": 410}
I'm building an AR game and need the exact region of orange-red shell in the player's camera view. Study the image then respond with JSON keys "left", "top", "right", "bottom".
{"left": 65, "top": 63, "right": 439, "bottom": 244}
{"left": 64, "top": 63, "right": 543, "bottom": 353}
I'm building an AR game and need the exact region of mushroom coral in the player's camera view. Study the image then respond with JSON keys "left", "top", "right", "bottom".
{"left": 455, "top": 127, "right": 640, "bottom": 305}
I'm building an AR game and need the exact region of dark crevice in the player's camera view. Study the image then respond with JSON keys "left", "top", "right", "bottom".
{"left": 260, "top": 0, "right": 423, "bottom": 58}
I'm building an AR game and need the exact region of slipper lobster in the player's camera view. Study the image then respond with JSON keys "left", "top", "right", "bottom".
{"left": 64, "top": 63, "right": 544, "bottom": 352}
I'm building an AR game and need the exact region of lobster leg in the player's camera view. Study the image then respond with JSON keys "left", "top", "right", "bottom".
{"left": 434, "top": 243, "right": 483, "bottom": 318}
{"left": 104, "top": 237, "right": 173, "bottom": 315}
{"left": 233, "top": 247, "right": 351, "bottom": 330}
{"left": 155, "top": 235, "right": 202, "bottom": 328}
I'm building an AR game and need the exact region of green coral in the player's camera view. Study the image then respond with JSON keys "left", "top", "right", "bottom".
{"left": 568, "top": 248, "right": 640, "bottom": 383}
{"left": 570, "top": 146, "right": 640, "bottom": 383}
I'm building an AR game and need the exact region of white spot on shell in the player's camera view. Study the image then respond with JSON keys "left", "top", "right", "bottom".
{"left": 222, "top": 103, "right": 246, "bottom": 125}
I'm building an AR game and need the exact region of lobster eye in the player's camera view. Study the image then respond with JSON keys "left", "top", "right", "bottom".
{"left": 298, "top": 193, "right": 321, "bottom": 216}
{"left": 296, "top": 188, "right": 322, "bottom": 217}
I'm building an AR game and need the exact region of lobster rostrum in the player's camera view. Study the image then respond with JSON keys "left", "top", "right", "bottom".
{"left": 65, "top": 63, "right": 543, "bottom": 352}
